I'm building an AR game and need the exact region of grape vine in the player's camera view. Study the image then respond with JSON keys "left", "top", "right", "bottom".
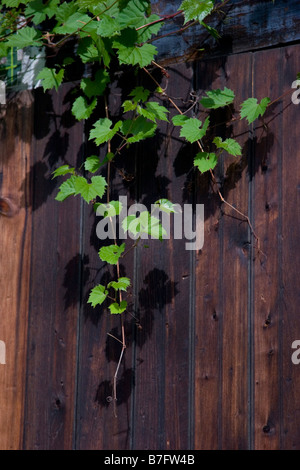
{"left": 0, "top": 0, "right": 273, "bottom": 415}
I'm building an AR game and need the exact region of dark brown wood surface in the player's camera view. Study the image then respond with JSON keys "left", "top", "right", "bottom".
{"left": 2, "top": 20, "right": 300, "bottom": 450}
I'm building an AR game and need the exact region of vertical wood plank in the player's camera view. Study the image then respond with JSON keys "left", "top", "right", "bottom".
{"left": 194, "top": 53, "right": 251, "bottom": 449}
{"left": 280, "top": 44, "right": 300, "bottom": 450}
{"left": 194, "top": 57, "right": 226, "bottom": 450}
{"left": 220, "top": 53, "right": 252, "bottom": 450}
{"left": 23, "top": 84, "right": 83, "bottom": 449}
{"left": 132, "top": 63, "right": 194, "bottom": 450}
{"left": 0, "top": 92, "right": 33, "bottom": 450}
{"left": 252, "top": 48, "right": 282, "bottom": 450}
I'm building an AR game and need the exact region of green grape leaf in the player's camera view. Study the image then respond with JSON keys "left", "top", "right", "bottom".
{"left": 6, "top": 27, "right": 42, "bottom": 48}
{"left": 122, "top": 100, "right": 137, "bottom": 112}
{"left": 194, "top": 151, "right": 217, "bottom": 173}
{"left": 80, "top": 69, "right": 109, "bottom": 98}
{"left": 37, "top": 67, "right": 64, "bottom": 91}
{"left": 52, "top": 165, "right": 75, "bottom": 179}
{"left": 176, "top": 116, "right": 210, "bottom": 143}
{"left": 96, "top": 200, "right": 123, "bottom": 217}
{"left": 53, "top": 12, "right": 90, "bottom": 34}
{"left": 200, "top": 21, "right": 220, "bottom": 39}
{"left": 154, "top": 199, "right": 178, "bottom": 214}
{"left": 84, "top": 156, "right": 101, "bottom": 173}
{"left": 76, "top": 0, "right": 109, "bottom": 13}
{"left": 121, "top": 116, "right": 156, "bottom": 143}
{"left": 74, "top": 175, "right": 107, "bottom": 203}
{"left": 172, "top": 114, "right": 190, "bottom": 126}
{"left": 180, "top": 0, "right": 214, "bottom": 24}
{"left": 240, "top": 97, "right": 271, "bottom": 124}
{"left": 122, "top": 211, "right": 166, "bottom": 240}
{"left": 25, "top": 0, "right": 59, "bottom": 24}
{"left": 129, "top": 86, "right": 150, "bottom": 103}
{"left": 116, "top": 42, "right": 157, "bottom": 67}
{"left": 88, "top": 284, "right": 108, "bottom": 307}
{"left": 200, "top": 87, "right": 235, "bottom": 109}
{"left": 2, "top": 0, "right": 24, "bottom": 6}
{"left": 97, "top": 14, "right": 120, "bottom": 37}
{"left": 55, "top": 175, "right": 77, "bottom": 201}
{"left": 77, "top": 37, "right": 99, "bottom": 63}
{"left": 213, "top": 137, "right": 242, "bottom": 156}
{"left": 89, "top": 118, "right": 122, "bottom": 145}
{"left": 108, "top": 277, "right": 131, "bottom": 292}
{"left": 55, "top": 1, "right": 78, "bottom": 23}
{"left": 138, "top": 101, "right": 169, "bottom": 123}
{"left": 72, "top": 96, "right": 97, "bottom": 121}
{"left": 118, "top": 0, "right": 149, "bottom": 28}
{"left": 108, "top": 300, "right": 127, "bottom": 314}
{"left": 99, "top": 243, "right": 125, "bottom": 264}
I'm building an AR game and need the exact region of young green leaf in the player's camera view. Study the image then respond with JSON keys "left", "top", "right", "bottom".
{"left": 89, "top": 118, "right": 122, "bottom": 145}
{"left": 72, "top": 96, "right": 97, "bottom": 121}
{"left": 84, "top": 156, "right": 101, "bottom": 173}
{"left": 108, "top": 277, "right": 131, "bottom": 292}
{"left": 99, "top": 243, "right": 125, "bottom": 264}
{"left": 80, "top": 69, "right": 109, "bottom": 98}
{"left": 96, "top": 200, "right": 123, "bottom": 217}
{"left": 37, "top": 67, "right": 64, "bottom": 91}
{"left": 138, "top": 101, "right": 169, "bottom": 123}
{"left": 175, "top": 116, "right": 209, "bottom": 143}
{"left": 240, "top": 97, "right": 271, "bottom": 124}
{"left": 108, "top": 300, "right": 127, "bottom": 314}
{"left": 180, "top": 0, "right": 214, "bottom": 24}
{"left": 116, "top": 42, "right": 157, "bottom": 67}
{"left": 194, "top": 152, "right": 218, "bottom": 173}
{"left": 74, "top": 175, "right": 107, "bottom": 203}
{"left": 77, "top": 37, "right": 99, "bottom": 63}
{"left": 97, "top": 14, "right": 121, "bottom": 37}
{"left": 213, "top": 137, "right": 242, "bottom": 157}
{"left": 52, "top": 165, "right": 75, "bottom": 179}
{"left": 121, "top": 116, "right": 156, "bottom": 143}
{"left": 129, "top": 86, "right": 150, "bottom": 103}
{"left": 6, "top": 27, "right": 42, "bottom": 48}
{"left": 88, "top": 284, "right": 108, "bottom": 308}
{"left": 55, "top": 175, "right": 77, "bottom": 201}
{"left": 200, "top": 87, "right": 235, "bottom": 109}
{"left": 122, "top": 211, "right": 166, "bottom": 240}
{"left": 53, "top": 12, "right": 91, "bottom": 34}
{"left": 172, "top": 114, "right": 190, "bottom": 126}
{"left": 154, "top": 199, "right": 178, "bottom": 214}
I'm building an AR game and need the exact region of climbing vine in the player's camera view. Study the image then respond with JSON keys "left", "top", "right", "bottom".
{"left": 0, "top": 0, "right": 274, "bottom": 414}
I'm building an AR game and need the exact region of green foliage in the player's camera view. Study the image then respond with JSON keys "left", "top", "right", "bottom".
{"left": 200, "top": 87, "right": 235, "bottom": 109}
{"left": 194, "top": 152, "right": 217, "bottom": 173}
{"left": 172, "top": 115, "right": 210, "bottom": 143}
{"left": 240, "top": 97, "right": 271, "bottom": 124}
{"left": 180, "top": 0, "right": 214, "bottom": 24}
{"left": 88, "top": 284, "right": 108, "bottom": 307}
{"left": 213, "top": 137, "right": 242, "bottom": 157}
{"left": 0, "top": 0, "right": 274, "bottom": 328}
{"left": 37, "top": 67, "right": 64, "bottom": 91}
{"left": 99, "top": 243, "right": 125, "bottom": 264}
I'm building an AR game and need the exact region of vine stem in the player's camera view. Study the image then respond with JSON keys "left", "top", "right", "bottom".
{"left": 144, "top": 64, "right": 262, "bottom": 252}
{"left": 104, "top": 94, "right": 126, "bottom": 418}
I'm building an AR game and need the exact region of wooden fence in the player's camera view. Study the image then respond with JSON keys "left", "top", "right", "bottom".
{"left": 1, "top": 0, "right": 300, "bottom": 451}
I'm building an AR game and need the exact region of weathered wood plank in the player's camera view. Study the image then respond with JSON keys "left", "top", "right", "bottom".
{"left": 252, "top": 48, "right": 282, "bottom": 450}
{"left": 194, "top": 52, "right": 251, "bottom": 449}
{"left": 280, "top": 44, "right": 300, "bottom": 450}
{"left": 0, "top": 91, "right": 33, "bottom": 449}
{"left": 23, "top": 84, "right": 83, "bottom": 450}
{"left": 152, "top": 0, "right": 300, "bottom": 63}
{"left": 131, "top": 63, "right": 194, "bottom": 450}
{"left": 194, "top": 57, "right": 227, "bottom": 450}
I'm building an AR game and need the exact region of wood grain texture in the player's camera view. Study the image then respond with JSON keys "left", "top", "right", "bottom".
{"left": 252, "top": 48, "right": 282, "bottom": 450}
{"left": 152, "top": 0, "right": 300, "bottom": 64}
{"left": 23, "top": 84, "right": 83, "bottom": 450}
{"left": 280, "top": 44, "right": 300, "bottom": 450}
{"left": 0, "top": 91, "right": 33, "bottom": 450}
{"left": 131, "top": 63, "right": 194, "bottom": 450}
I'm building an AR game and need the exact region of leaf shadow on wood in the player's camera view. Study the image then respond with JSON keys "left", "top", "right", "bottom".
{"left": 135, "top": 267, "right": 179, "bottom": 349}
{"left": 63, "top": 253, "right": 90, "bottom": 310}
